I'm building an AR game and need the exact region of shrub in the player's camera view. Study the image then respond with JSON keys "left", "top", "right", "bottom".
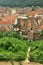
{"left": 14, "top": 51, "right": 26, "bottom": 61}
{"left": 0, "top": 37, "right": 28, "bottom": 61}
{"left": 5, "top": 31, "right": 22, "bottom": 40}
{"left": 19, "top": 62, "right": 22, "bottom": 65}
{"left": 40, "top": 30, "right": 43, "bottom": 39}
{"left": 0, "top": 30, "right": 23, "bottom": 40}
{"left": 29, "top": 40, "right": 43, "bottom": 64}
{"left": 0, "top": 31, "right": 3, "bottom": 38}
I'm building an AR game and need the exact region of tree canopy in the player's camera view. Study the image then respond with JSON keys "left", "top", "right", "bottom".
{"left": 0, "top": 0, "right": 43, "bottom": 7}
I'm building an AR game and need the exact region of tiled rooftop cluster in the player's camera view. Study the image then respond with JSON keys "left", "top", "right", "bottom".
{"left": 0, "top": 7, "right": 43, "bottom": 40}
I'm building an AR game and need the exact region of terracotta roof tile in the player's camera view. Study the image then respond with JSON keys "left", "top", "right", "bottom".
{"left": 26, "top": 11, "right": 39, "bottom": 16}
{"left": 0, "top": 13, "right": 18, "bottom": 25}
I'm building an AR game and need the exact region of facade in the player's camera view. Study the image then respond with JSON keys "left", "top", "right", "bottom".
{"left": 0, "top": 13, "right": 18, "bottom": 31}
{"left": 17, "top": 13, "right": 43, "bottom": 40}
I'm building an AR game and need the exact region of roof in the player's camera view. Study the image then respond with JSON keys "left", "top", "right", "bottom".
{"left": 0, "top": 13, "right": 18, "bottom": 25}
{"left": 26, "top": 11, "right": 39, "bottom": 16}
{"left": 39, "top": 25, "right": 43, "bottom": 30}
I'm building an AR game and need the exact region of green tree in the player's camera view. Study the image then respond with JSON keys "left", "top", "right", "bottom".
{"left": 40, "top": 30, "right": 43, "bottom": 39}
{"left": 32, "top": 6, "right": 35, "bottom": 11}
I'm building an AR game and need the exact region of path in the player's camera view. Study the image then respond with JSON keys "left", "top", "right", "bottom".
{"left": 0, "top": 61, "right": 43, "bottom": 65}
{"left": 0, "top": 47, "right": 42, "bottom": 65}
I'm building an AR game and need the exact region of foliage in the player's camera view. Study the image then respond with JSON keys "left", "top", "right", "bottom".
{"left": 0, "top": 31, "right": 22, "bottom": 40}
{"left": 0, "top": 37, "right": 28, "bottom": 61}
{"left": 6, "top": 31, "right": 22, "bottom": 39}
{"left": 32, "top": 6, "right": 35, "bottom": 11}
{"left": 0, "top": 31, "right": 3, "bottom": 38}
{"left": 40, "top": 30, "right": 43, "bottom": 39}
{"left": 29, "top": 40, "right": 43, "bottom": 64}
{"left": 19, "top": 62, "right": 22, "bottom": 65}
{"left": 0, "top": 0, "right": 43, "bottom": 7}
{"left": 10, "top": 60, "right": 14, "bottom": 65}
{"left": 14, "top": 51, "right": 26, "bottom": 61}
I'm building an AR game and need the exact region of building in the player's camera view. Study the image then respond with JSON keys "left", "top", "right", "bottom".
{"left": 0, "top": 7, "right": 43, "bottom": 40}
{"left": 0, "top": 13, "right": 18, "bottom": 31}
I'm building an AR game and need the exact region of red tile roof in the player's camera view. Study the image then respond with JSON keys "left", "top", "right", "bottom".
{"left": 0, "top": 13, "right": 18, "bottom": 25}
{"left": 26, "top": 11, "right": 39, "bottom": 16}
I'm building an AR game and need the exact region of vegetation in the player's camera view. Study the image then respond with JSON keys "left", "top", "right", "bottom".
{"left": 29, "top": 40, "right": 43, "bottom": 64}
{"left": 0, "top": 31, "right": 43, "bottom": 64}
{"left": 0, "top": 36, "right": 28, "bottom": 61}
{"left": 40, "top": 30, "right": 43, "bottom": 39}
{"left": 19, "top": 62, "right": 22, "bottom": 65}
{"left": 0, "top": 31, "right": 3, "bottom": 38}
{"left": 0, "top": 31, "right": 22, "bottom": 40}
{"left": 10, "top": 60, "right": 14, "bottom": 65}
{"left": 0, "top": 0, "right": 43, "bottom": 7}
{"left": 32, "top": 6, "right": 35, "bottom": 11}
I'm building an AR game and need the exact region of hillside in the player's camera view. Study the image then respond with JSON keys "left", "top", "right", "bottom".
{"left": 0, "top": 0, "right": 43, "bottom": 7}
